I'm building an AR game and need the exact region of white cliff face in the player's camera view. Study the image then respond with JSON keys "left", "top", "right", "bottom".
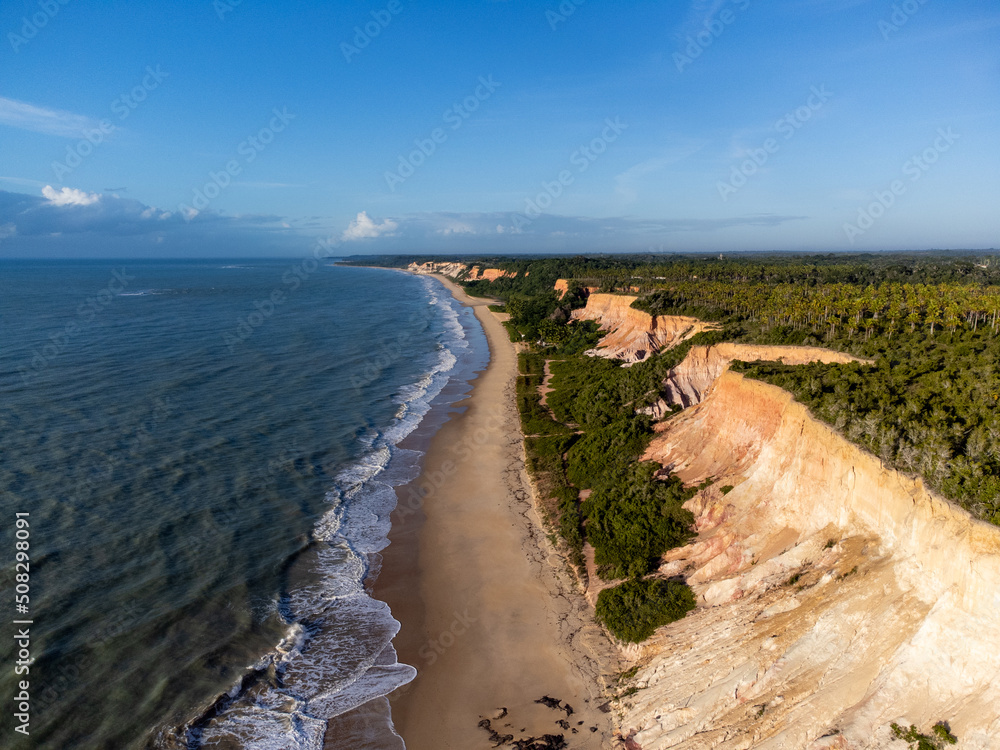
{"left": 570, "top": 294, "right": 718, "bottom": 365}
{"left": 620, "top": 371, "right": 1000, "bottom": 749}
{"left": 406, "top": 261, "right": 468, "bottom": 278}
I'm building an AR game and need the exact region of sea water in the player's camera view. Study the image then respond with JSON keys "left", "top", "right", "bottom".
{"left": 0, "top": 260, "right": 487, "bottom": 748}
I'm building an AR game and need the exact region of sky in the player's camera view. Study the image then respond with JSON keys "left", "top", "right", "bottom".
{"left": 0, "top": 0, "right": 997, "bottom": 257}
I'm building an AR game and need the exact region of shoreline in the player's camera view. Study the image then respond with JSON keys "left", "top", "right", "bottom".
{"left": 370, "top": 273, "right": 619, "bottom": 749}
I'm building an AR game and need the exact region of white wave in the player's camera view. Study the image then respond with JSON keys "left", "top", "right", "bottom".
{"left": 187, "top": 275, "right": 480, "bottom": 750}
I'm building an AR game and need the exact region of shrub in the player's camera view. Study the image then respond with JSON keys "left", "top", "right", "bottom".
{"left": 596, "top": 578, "right": 696, "bottom": 643}
{"left": 890, "top": 722, "right": 957, "bottom": 749}
{"left": 566, "top": 416, "right": 652, "bottom": 489}
{"left": 584, "top": 463, "right": 696, "bottom": 579}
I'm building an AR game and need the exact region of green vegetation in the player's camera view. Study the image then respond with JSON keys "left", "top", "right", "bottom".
{"left": 634, "top": 281, "right": 1000, "bottom": 341}
{"left": 359, "top": 251, "right": 1000, "bottom": 640}
{"left": 616, "top": 665, "right": 640, "bottom": 684}
{"left": 595, "top": 578, "right": 696, "bottom": 643}
{"left": 734, "top": 326, "right": 1000, "bottom": 524}
{"left": 516, "top": 352, "right": 569, "bottom": 438}
{"left": 510, "top": 321, "right": 703, "bottom": 640}
{"left": 467, "top": 254, "right": 1000, "bottom": 529}
{"left": 585, "top": 463, "right": 695, "bottom": 578}
{"left": 890, "top": 721, "right": 958, "bottom": 749}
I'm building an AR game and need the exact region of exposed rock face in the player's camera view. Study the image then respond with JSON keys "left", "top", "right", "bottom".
{"left": 623, "top": 372, "right": 1000, "bottom": 749}
{"left": 407, "top": 261, "right": 468, "bottom": 278}
{"left": 554, "top": 279, "right": 602, "bottom": 299}
{"left": 468, "top": 266, "right": 517, "bottom": 282}
{"left": 661, "top": 343, "right": 870, "bottom": 409}
{"left": 570, "top": 294, "right": 718, "bottom": 364}
{"left": 407, "top": 263, "right": 517, "bottom": 282}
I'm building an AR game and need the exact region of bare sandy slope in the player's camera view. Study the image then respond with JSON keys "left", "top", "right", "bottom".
{"left": 377, "top": 275, "right": 620, "bottom": 749}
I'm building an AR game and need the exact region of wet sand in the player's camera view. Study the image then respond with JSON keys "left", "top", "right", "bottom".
{"left": 374, "top": 274, "right": 619, "bottom": 749}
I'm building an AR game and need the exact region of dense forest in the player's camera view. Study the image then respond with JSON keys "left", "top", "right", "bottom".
{"left": 351, "top": 252, "right": 1000, "bottom": 642}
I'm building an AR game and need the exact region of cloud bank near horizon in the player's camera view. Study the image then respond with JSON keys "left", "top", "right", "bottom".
{"left": 0, "top": 187, "right": 310, "bottom": 257}
{"left": 0, "top": 187, "right": 817, "bottom": 257}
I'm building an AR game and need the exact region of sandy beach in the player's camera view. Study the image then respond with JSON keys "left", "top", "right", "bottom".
{"left": 372, "top": 274, "right": 620, "bottom": 749}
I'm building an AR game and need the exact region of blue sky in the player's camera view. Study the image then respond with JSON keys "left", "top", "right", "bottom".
{"left": 0, "top": 0, "right": 997, "bottom": 257}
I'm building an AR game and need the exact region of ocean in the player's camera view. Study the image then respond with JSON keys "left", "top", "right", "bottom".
{"left": 0, "top": 260, "right": 488, "bottom": 748}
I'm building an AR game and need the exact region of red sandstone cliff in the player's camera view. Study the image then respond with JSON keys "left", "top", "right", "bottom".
{"left": 570, "top": 294, "right": 719, "bottom": 364}
{"left": 467, "top": 266, "right": 517, "bottom": 282}
{"left": 655, "top": 343, "right": 871, "bottom": 410}
{"left": 616, "top": 371, "right": 1000, "bottom": 749}
{"left": 554, "top": 279, "right": 602, "bottom": 299}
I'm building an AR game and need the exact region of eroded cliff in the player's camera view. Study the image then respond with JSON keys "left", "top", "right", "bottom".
{"left": 620, "top": 371, "right": 1000, "bottom": 749}
{"left": 658, "top": 343, "right": 871, "bottom": 410}
{"left": 467, "top": 266, "right": 517, "bottom": 282}
{"left": 407, "top": 261, "right": 468, "bottom": 278}
{"left": 571, "top": 294, "right": 718, "bottom": 364}
{"left": 555, "top": 279, "right": 602, "bottom": 299}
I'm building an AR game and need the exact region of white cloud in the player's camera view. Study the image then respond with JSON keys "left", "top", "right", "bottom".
{"left": 42, "top": 185, "right": 101, "bottom": 206}
{"left": 341, "top": 211, "right": 398, "bottom": 241}
{"left": 0, "top": 97, "right": 104, "bottom": 139}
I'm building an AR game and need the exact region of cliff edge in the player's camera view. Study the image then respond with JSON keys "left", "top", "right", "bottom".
{"left": 571, "top": 294, "right": 718, "bottom": 364}
{"left": 654, "top": 343, "right": 871, "bottom": 412}
{"left": 621, "top": 371, "right": 1000, "bottom": 749}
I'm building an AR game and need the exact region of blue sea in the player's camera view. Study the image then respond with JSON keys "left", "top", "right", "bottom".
{"left": 0, "top": 260, "right": 488, "bottom": 748}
